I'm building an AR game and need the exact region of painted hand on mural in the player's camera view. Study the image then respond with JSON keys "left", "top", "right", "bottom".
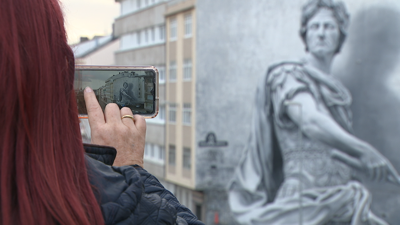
{"left": 331, "top": 148, "right": 400, "bottom": 184}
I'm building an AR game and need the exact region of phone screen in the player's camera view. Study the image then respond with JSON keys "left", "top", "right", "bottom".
{"left": 74, "top": 65, "right": 159, "bottom": 119}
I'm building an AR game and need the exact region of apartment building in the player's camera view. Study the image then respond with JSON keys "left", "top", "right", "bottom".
{"left": 113, "top": 0, "right": 168, "bottom": 179}
{"left": 113, "top": 0, "right": 211, "bottom": 222}
{"left": 72, "top": 35, "right": 119, "bottom": 65}
{"left": 164, "top": 0, "right": 205, "bottom": 221}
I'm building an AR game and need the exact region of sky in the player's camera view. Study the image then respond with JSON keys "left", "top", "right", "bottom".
{"left": 60, "top": 0, "right": 120, "bottom": 45}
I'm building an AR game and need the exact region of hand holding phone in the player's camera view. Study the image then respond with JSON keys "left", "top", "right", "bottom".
{"left": 84, "top": 86, "right": 146, "bottom": 167}
{"left": 75, "top": 65, "right": 159, "bottom": 119}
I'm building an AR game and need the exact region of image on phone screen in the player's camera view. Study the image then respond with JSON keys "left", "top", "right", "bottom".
{"left": 74, "top": 66, "right": 158, "bottom": 118}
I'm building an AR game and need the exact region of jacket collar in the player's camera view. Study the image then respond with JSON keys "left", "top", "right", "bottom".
{"left": 83, "top": 144, "right": 116, "bottom": 166}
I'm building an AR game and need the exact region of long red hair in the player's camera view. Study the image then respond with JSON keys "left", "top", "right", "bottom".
{"left": 0, "top": 0, "right": 104, "bottom": 224}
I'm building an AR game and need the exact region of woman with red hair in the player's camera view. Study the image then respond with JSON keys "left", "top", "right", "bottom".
{"left": 0, "top": 0, "right": 203, "bottom": 224}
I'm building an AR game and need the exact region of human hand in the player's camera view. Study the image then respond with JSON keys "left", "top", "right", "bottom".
{"left": 84, "top": 87, "right": 146, "bottom": 167}
{"left": 331, "top": 149, "right": 400, "bottom": 184}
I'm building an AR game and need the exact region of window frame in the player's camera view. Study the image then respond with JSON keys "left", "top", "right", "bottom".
{"left": 158, "top": 105, "right": 165, "bottom": 121}
{"left": 184, "top": 13, "right": 192, "bottom": 38}
{"left": 159, "top": 145, "right": 165, "bottom": 160}
{"left": 158, "top": 66, "right": 165, "bottom": 83}
{"left": 183, "top": 59, "right": 192, "bottom": 81}
{"left": 168, "top": 103, "right": 177, "bottom": 123}
{"left": 169, "top": 17, "right": 177, "bottom": 41}
{"left": 169, "top": 61, "right": 177, "bottom": 82}
{"left": 159, "top": 25, "right": 165, "bottom": 41}
{"left": 144, "top": 29, "right": 148, "bottom": 44}
{"left": 182, "top": 103, "right": 191, "bottom": 125}
{"left": 183, "top": 147, "right": 191, "bottom": 170}
{"left": 137, "top": 30, "right": 141, "bottom": 45}
{"left": 151, "top": 27, "right": 155, "bottom": 43}
{"left": 168, "top": 145, "right": 176, "bottom": 166}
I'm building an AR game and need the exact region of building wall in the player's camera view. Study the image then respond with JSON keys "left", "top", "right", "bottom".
{"left": 146, "top": 123, "right": 165, "bottom": 144}
{"left": 165, "top": 0, "right": 196, "bottom": 190}
{"left": 143, "top": 161, "right": 165, "bottom": 178}
{"left": 196, "top": 0, "right": 400, "bottom": 224}
{"left": 76, "top": 39, "right": 120, "bottom": 65}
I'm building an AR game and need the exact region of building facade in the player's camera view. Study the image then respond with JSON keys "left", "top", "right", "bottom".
{"left": 113, "top": 0, "right": 206, "bottom": 221}
{"left": 114, "top": 0, "right": 168, "bottom": 180}
{"left": 164, "top": 0, "right": 206, "bottom": 221}
{"left": 72, "top": 35, "right": 120, "bottom": 65}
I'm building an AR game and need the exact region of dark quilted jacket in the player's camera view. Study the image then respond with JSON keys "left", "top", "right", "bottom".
{"left": 84, "top": 144, "right": 204, "bottom": 225}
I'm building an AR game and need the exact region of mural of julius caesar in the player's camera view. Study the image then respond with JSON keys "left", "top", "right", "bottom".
{"left": 117, "top": 82, "right": 133, "bottom": 107}
{"left": 228, "top": 0, "right": 400, "bottom": 224}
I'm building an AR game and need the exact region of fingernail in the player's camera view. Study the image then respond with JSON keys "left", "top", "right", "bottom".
{"left": 85, "top": 87, "right": 93, "bottom": 93}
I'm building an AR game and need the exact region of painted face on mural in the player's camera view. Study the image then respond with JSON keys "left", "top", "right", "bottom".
{"left": 306, "top": 7, "right": 340, "bottom": 57}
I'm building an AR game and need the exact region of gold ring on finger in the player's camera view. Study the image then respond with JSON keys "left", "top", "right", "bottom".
{"left": 121, "top": 115, "right": 135, "bottom": 121}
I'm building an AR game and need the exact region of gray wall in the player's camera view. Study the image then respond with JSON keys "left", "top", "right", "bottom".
{"left": 196, "top": 0, "right": 400, "bottom": 224}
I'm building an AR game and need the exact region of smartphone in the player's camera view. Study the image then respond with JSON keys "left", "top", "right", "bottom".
{"left": 74, "top": 65, "right": 159, "bottom": 119}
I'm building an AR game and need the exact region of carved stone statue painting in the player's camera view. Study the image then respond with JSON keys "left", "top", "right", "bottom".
{"left": 228, "top": 0, "right": 400, "bottom": 224}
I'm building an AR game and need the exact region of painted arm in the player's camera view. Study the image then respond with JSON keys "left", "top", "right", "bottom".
{"left": 286, "top": 92, "right": 400, "bottom": 183}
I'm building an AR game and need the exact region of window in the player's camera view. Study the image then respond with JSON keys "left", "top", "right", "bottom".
{"left": 152, "top": 145, "right": 159, "bottom": 158}
{"left": 159, "top": 145, "right": 165, "bottom": 160}
{"left": 150, "top": 104, "right": 165, "bottom": 123}
{"left": 169, "top": 103, "right": 176, "bottom": 123}
{"left": 144, "top": 29, "right": 148, "bottom": 44}
{"left": 137, "top": 30, "right": 141, "bottom": 45}
{"left": 144, "top": 144, "right": 165, "bottom": 163}
{"left": 136, "top": 0, "right": 141, "bottom": 9}
{"left": 159, "top": 25, "right": 165, "bottom": 41}
{"left": 144, "top": 144, "right": 150, "bottom": 156}
{"left": 159, "top": 105, "right": 165, "bottom": 121}
{"left": 183, "top": 103, "right": 191, "bottom": 125}
{"left": 120, "top": 32, "right": 137, "bottom": 50}
{"left": 121, "top": 35, "right": 128, "bottom": 49}
{"left": 183, "top": 59, "right": 192, "bottom": 81}
{"left": 122, "top": 26, "right": 164, "bottom": 49}
{"left": 170, "top": 18, "right": 177, "bottom": 40}
{"left": 184, "top": 13, "right": 192, "bottom": 38}
{"left": 169, "top": 61, "right": 176, "bottom": 82}
{"left": 150, "top": 144, "right": 154, "bottom": 157}
{"left": 121, "top": 0, "right": 136, "bottom": 16}
{"left": 158, "top": 66, "right": 165, "bottom": 83}
{"left": 151, "top": 27, "right": 155, "bottom": 42}
{"left": 183, "top": 147, "right": 191, "bottom": 169}
{"left": 168, "top": 145, "right": 176, "bottom": 166}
